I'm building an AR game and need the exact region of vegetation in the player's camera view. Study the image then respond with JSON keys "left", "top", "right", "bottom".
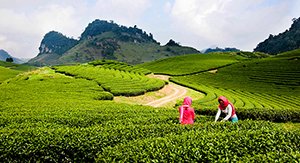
{"left": 81, "top": 19, "right": 157, "bottom": 43}
{"left": 28, "top": 20, "right": 199, "bottom": 66}
{"left": 53, "top": 61, "right": 165, "bottom": 96}
{"left": 165, "top": 39, "right": 180, "bottom": 46}
{"left": 254, "top": 17, "right": 300, "bottom": 54}
{"left": 1, "top": 49, "right": 300, "bottom": 161}
{"left": 0, "top": 66, "right": 21, "bottom": 83}
{"left": 38, "top": 31, "right": 78, "bottom": 55}
{"left": 139, "top": 50, "right": 300, "bottom": 122}
{"left": 0, "top": 61, "right": 36, "bottom": 83}
{"left": 5, "top": 57, "right": 13, "bottom": 63}
{"left": 138, "top": 52, "right": 243, "bottom": 75}
{"left": 204, "top": 47, "right": 240, "bottom": 53}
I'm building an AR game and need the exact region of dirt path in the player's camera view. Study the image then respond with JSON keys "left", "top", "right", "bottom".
{"left": 114, "top": 74, "right": 204, "bottom": 108}
{"left": 146, "top": 82, "right": 188, "bottom": 107}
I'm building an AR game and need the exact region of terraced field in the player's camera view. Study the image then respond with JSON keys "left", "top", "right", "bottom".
{"left": 0, "top": 61, "right": 35, "bottom": 83}
{"left": 0, "top": 51, "right": 300, "bottom": 161}
{"left": 54, "top": 60, "right": 165, "bottom": 96}
{"left": 138, "top": 52, "right": 243, "bottom": 75}
{"left": 140, "top": 51, "right": 300, "bottom": 122}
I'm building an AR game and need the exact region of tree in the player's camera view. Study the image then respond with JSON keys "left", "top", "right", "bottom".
{"left": 6, "top": 57, "right": 13, "bottom": 62}
{"left": 166, "top": 39, "right": 180, "bottom": 46}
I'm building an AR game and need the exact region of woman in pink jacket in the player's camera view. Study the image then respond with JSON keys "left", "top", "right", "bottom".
{"left": 215, "top": 96, "right": 238, "bottom": 123}
{"left": 178, "top": 96, "right": 195, "bottom": 125}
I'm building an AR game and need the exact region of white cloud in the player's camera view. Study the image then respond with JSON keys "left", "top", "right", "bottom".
{"left": 0, "top": 0, "right": 299, "bottom": 58}
{"left": 170, "top": 0, "right": 298, "bottom": 51}
{"left": 92, "top": 0, "right": 151, "bottom": 26}
{"left": 0, "top": 0, "right": 152, "bottom": 58}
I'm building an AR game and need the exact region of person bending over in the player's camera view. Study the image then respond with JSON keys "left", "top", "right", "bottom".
{"left": 215, "top": 96, "right": 238, "bottom": 123}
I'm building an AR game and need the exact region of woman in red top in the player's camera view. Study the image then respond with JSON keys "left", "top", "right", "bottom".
{"left": 215, "top": 96, "right": 238, "bottom": 123}
{"left": 178, "top": 96, "right": 195, "bottom": 124}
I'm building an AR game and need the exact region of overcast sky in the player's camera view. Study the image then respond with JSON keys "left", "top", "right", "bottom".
{"left": 0, "top": 0, "right": 299, "bottom": 59}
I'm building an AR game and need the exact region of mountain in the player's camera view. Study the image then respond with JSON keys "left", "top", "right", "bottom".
{"left": 27, "top": 19, "right": 199, "bottom": 66}
{"left": 254, "top": 17, "right": 300, "bottom": 55}
{"left": 203, "top": 47, "right": 240, "bottom": 53}
{"left": 0, "top": 49, "right": 25, "bottom": 64}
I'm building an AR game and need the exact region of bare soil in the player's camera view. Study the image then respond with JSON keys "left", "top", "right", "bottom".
{"left": 114, "top": 74, "right": 204, "bottom": 108}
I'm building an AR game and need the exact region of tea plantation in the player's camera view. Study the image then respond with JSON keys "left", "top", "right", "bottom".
{"left": 0, "top": 51, "right": 300, "bottom": 162}
{"left": 140, "top": 51, "right": 300, "bottom": 122}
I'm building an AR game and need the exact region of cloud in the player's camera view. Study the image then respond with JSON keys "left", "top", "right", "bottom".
{"left": 170, "top": 0, "right": 299, "bottom": 50}
{"left": 0, "top": 0, "right": 299, "bottom": 58}
{"left": 0, "top": 0, "right": 152, "bottom": 58}
{"left": 92, "top": 0, "right": 151, "bottom": 26}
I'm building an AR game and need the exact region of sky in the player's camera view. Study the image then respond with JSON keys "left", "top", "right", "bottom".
{"left": 0, "top": 0, "right": 300, "bottom": 59}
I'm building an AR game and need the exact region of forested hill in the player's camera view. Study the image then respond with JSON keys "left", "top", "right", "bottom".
{"left": 27, "top": 19, "right": 199, "bottom": 66}
{"left": 37, "top": 31, "right": 78, "bottom": 56}
{"left": 254, "top": 17, "right": 300, "bottom": 55}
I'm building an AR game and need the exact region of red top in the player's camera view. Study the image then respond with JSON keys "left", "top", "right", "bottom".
{"left": 218, "top": 96, "right": 236, "bottom": 117}
{"left": 178, "top": 97, "right": 195, "bottom": 124}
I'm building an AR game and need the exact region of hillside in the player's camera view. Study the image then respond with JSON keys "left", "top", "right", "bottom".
{"left": 0, "top": 61, "right": 36, "bottom": 83}
{"left": 0, "top": 49, "right": 25, "bottom": 64}
{"left": 254, "top": 17, "right": 300, "bottom": 54}
{"left": 1, "top": 51, "right": 299, "bottom": 161}
{"left": 137, "top": 51, "right": 268, "bottom": 75}
{"left": 27, "top": 19, "right": 199, "bottom": 66}
{"left": 138, "top": 50, "right": 300, "bottom": 122}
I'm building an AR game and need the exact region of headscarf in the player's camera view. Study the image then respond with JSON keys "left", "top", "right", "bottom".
{"left": 182, "top": 96, "right": 192, "bottom": 107}
{"left": 218, "top": 96, "right": 229, "bottom": 110}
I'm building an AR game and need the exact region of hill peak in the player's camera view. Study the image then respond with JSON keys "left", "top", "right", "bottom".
{"left": 28, "top": 19, "right": 199, "bottom": 66}
{"left": 254, "top": 17, "right": 300, "bottom": 54}
{"left": 80, "top": 19, "right": 158, "bottom": 44}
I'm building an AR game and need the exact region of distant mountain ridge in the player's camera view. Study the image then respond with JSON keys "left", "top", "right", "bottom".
{"left": 254, "top": 17, "right": 300, "bottom": 54}
{"left": 0, "top": 49, "right": 25, "bottom": 64}
{"left": 28, "top": 19, "right": 199, "bottom": 66}
{"left": 203, "top": 47, "right": 240, "bottom": 53}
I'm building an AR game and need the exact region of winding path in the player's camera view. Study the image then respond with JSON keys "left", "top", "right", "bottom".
{"left": 145, "top": 75, "right": 189, "bottom": 107}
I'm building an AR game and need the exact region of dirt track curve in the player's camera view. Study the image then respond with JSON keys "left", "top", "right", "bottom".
{"left": 145, "top": 82, "right": 188, "bottom": 107}
{"left": 144, "top": 74, "right": 192, "bottom": 107}
{"left": 114, "top": 74, "right": 203, "bottom": 108}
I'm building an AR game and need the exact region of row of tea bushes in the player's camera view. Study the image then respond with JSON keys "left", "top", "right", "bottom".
{"left": 0, "top": 66, "right": 299, "bottom": 162}
{"left": 54, "top": 64, "right": 166, "bottom": 96}
{"left": 97, "top": 122, "right": 300, "bottom": 162}
{"left": 0, "top": 66, "right": 22, "bottom": 83}
{"left": 1, "top": 97, "right": 299, "bottom": 162}
{"left": 1, "top": 53, "right": 299, "bottom": 161}
{"left": 88, "top": 59, "right": 151, "bottom": 74}
{"left": 137, "top": 53, "right": 241, "bottom": 75}
{"left": 0, "top": 67, "right": 113, "bottom": 101}
{"left": 171, "top": 78, "right": 300, "bottom": 122}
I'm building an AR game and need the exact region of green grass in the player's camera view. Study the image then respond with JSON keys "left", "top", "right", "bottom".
{"left": 0, "top": 60, "right": 36, "bottom": 71}
{"left": 0, "top": 66, "right": 22, "bottom": 83}
{"left": 0, "top": 61, "right": 37, "bottom": 83}
{"left": 138, "top": 52, "right": 244, "bottom": 75}
{"left": 1, "top": 67, "right": 113, "bottom": 101}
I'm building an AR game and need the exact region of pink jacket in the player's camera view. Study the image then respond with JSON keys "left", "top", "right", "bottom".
{"left": 178, "top": 97, "right": 195, "bottom": 124}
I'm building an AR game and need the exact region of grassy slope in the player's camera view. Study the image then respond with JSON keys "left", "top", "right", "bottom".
{"left": 0, "top": 61, "right": 36, "bottom": 83}
{"left": 0, "top": 61, "right": 36, "bottom": 71}
{"left": 32, "top": 32, "right": 199, "bottom": 65}
{"left": 139, "top": 50, "right": 300, "bottom": 121}
{"left": 0, "top": 66, "right": 21, "bottom": 83}
{"left": 137, "top": 52, "right": 244, "bottom": 75}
